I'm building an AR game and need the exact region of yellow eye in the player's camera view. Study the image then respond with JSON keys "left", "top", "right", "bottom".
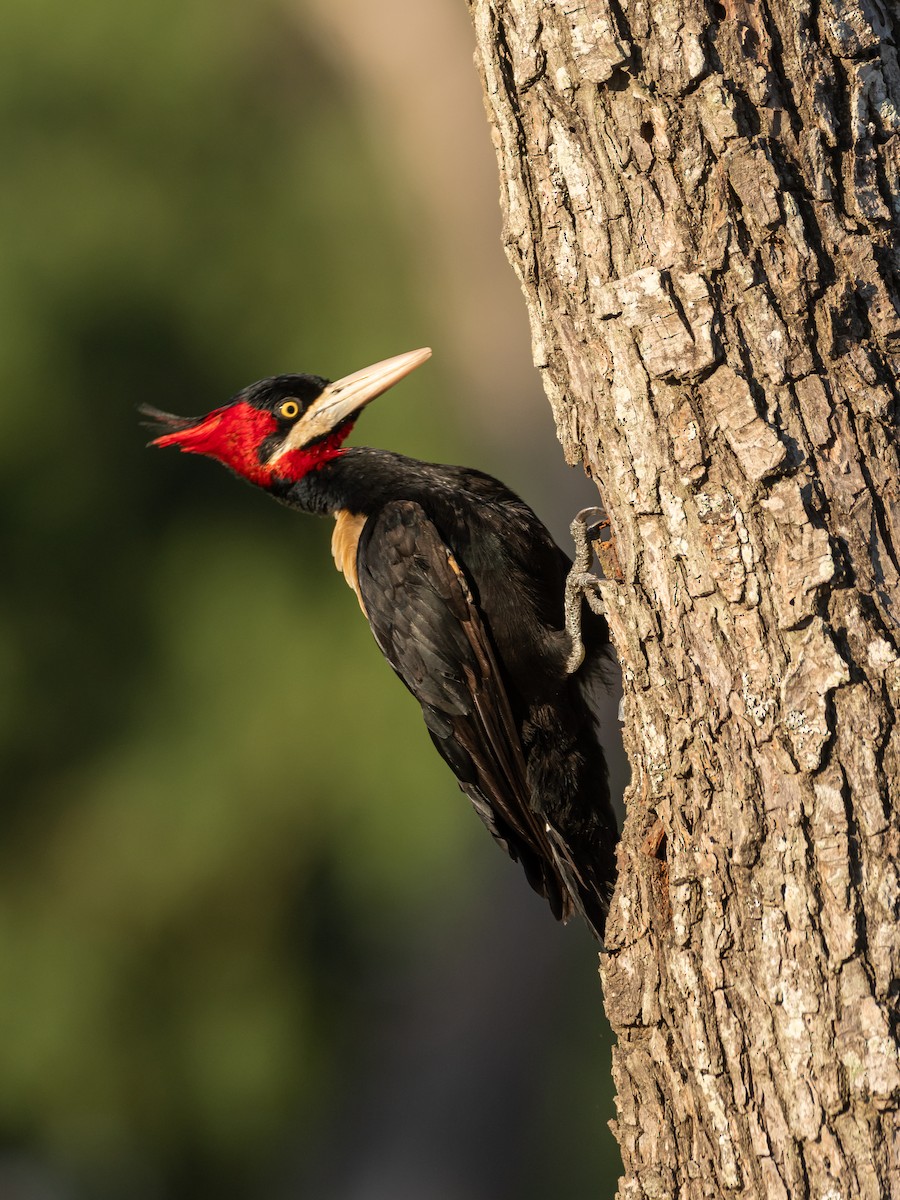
{"left": 278, "top": 399, "right": 300, "bottom": 420}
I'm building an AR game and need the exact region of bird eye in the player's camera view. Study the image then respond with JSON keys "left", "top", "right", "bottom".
{"left": 278, "top": 399, "right": 300, "bottom": 420}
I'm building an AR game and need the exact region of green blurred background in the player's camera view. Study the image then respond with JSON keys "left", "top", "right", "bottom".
{"left": 0, "top": 1, "right": 623, "bottom": 1196}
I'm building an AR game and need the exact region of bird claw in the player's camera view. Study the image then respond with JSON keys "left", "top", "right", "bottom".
{"left": 573, "top": 506, "right": 608, "bottom": 545}
{"left": 564, "top": 507, "right": 613, "bottom": 674}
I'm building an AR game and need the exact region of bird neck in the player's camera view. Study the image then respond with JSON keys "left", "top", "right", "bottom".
{"left": 273, "top": 446, "right": 422, "bottom": 516}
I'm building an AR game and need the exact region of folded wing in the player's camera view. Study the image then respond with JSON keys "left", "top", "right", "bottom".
{"left": 357, "top": 500, "right": 597, "bottom": 924}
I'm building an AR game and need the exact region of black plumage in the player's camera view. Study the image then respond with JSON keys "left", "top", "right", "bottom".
{"left": 145, "top": 350, "right": 618, "bottom": 939}
{"left": 283, "top": 450, "right": 617, "bottom": 935}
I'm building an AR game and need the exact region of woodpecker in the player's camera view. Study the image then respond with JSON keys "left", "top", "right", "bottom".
{"left": 144, "top": 349, "right": 617, "bottom": 939}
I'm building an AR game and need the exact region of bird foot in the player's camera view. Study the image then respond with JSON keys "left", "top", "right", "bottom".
{"left": 565, "top": 507, "right": 615, "bottom": 674}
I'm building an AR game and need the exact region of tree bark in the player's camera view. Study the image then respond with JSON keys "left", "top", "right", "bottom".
{"left": 468, "top": 1, "right": 900, "bottom": 1196}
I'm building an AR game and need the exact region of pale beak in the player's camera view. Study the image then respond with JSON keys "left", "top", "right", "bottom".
{"left": 276, "top": 347, "right": 432, "bottom": 456}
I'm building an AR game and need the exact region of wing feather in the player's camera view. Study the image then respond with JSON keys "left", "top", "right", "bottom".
{"left": 356, "top": 500, "right": 577, "bottom": 919}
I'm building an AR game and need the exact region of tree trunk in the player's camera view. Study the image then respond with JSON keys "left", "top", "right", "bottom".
{"left": 468, "top": 1, "right": 900, "bottom": 1196}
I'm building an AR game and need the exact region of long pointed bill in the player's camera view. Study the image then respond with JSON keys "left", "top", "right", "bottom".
{"left": 275, "top": 347, "right": 432, "bottom": 459}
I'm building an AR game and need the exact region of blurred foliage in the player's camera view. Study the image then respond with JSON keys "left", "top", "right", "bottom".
{"left": 0, "top": 0, "right": 618, "bottom": 1196}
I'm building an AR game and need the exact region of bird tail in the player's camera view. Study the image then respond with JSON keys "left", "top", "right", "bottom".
{"left": 522, "top": 702, "right": 618, "bottom": 944}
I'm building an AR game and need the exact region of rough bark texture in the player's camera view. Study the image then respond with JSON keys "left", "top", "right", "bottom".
{"left": 468, "top": 1, "right": 900, "bottom": 1197}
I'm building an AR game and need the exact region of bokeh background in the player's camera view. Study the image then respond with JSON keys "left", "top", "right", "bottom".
{"left": 1, "top": 1, "right": 626, "bottom": 1196}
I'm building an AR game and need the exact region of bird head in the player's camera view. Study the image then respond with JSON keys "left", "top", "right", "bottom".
{"left": 143, "top": 347, "right": 431, "bottom": 487}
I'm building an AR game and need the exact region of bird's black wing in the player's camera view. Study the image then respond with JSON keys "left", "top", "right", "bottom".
{"left": 356, "top": 499, "right": 594, "bottom": 924}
